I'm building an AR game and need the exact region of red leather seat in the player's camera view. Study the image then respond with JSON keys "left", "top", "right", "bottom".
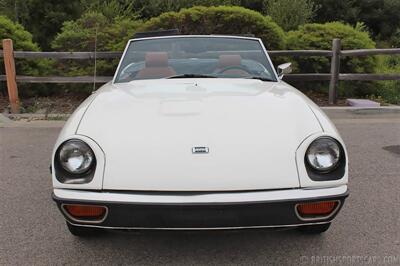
{"left": 216, "top": 55, "right": 248, "bottom": 76}
{"left": 136, "top": 52, "right": 176, "bottom": 79}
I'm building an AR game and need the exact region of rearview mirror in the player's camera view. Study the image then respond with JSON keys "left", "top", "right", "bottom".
{"left": 277, "top": 63, "right": 292, "bottom": 79}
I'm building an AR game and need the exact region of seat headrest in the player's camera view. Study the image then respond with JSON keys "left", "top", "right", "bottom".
{"left": 218, "top": 55, "right": 242, "bottom": 68}
{"left": 145, "top": 52, "right": 169, "bottom": 67}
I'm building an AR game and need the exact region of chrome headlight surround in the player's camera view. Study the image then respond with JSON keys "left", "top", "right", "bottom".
{"left": 304, "top": 137, "right": 346, "bottom": 181}
{"left": 54, "top": 139, "right": 97, "bottom": 184}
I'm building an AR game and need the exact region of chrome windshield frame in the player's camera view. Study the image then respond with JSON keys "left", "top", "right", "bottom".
{"left": 112, "top": 35, "right": 279, "bottom": 84}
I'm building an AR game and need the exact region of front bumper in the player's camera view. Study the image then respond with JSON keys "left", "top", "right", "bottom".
{"left": 53, "top": 186, "right": 348, "bottom": 230}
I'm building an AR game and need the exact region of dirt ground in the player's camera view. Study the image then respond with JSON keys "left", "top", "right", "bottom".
{"left": 0, "top": 94, "right": 86, "bottom": 114}
{"left": 305, "top": 91, "right": 348, "bottom": 106}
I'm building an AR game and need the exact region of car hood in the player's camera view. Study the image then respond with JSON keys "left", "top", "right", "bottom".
{"left": 77, "top": 79, "right": 322, "bottom": 191}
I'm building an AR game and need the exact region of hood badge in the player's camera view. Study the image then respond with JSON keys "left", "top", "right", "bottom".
{"left": 192, "top": 147, "right": 209, "bottom": 154}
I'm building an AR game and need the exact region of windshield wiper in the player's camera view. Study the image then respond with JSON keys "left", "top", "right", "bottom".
{"left": 166, "top": 74, "right": 217, "bottom": 79}
{"left": 247, "top": 76, "right": 277, "bottom": 82}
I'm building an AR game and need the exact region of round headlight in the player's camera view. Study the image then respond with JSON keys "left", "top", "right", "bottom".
{"left": 58, "top": 140, "right": 95, "bottom": 174}
{"left": 306, "top": 137, "right": 341, "bottom": 173}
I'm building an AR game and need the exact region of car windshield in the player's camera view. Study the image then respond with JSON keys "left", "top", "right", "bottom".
{"left": 114, "top": 36, "right": 277, "bottom": 83}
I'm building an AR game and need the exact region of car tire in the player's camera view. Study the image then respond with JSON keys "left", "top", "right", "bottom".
{"left": 297, "top": 223, "right": 331, "bottom": 234}
{"left": 66, "top": 222, "right": 103, "bottom": 237}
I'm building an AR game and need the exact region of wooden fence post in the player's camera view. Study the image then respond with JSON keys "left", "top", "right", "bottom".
{"left": 2, "top": 39, "right": 20, "bottom": 113}
{"left": 328, "top": 39, "right": 341, "bottom": 105}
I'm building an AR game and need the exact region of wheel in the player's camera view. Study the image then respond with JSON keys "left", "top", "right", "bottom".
{"left": 66, "top": 222, "right": 103, "bottom": 237}
{"left": 297, "top": 223, "right": 331, "bottom": 234}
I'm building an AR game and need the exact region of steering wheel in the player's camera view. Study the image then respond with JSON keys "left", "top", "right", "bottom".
{"left": 215, "top": 65, "right": 252, "bottom": 75}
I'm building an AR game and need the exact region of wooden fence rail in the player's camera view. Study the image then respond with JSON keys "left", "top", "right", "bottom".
{"left": 1, "top": 38, "right": 400, "bottom": 112}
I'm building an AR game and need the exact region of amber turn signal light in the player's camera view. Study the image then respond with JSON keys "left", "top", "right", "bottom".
{"left": 296, "top": 201, "right": 339, "bottom": 219}
{"left": 63, "top": 204, "right": 107, "bottom": 220}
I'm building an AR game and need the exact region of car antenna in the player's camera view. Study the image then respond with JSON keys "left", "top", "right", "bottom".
{"left": 92, "top": 27, "right": 98, "bottom": 92}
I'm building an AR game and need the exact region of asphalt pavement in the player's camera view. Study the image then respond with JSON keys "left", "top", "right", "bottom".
{"left": 0, "top": 113, "right": 399, "bottom": 265}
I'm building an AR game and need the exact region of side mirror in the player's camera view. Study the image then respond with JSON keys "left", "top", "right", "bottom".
{"left": 277, "top": 63, "right": 292, "bottom": 79}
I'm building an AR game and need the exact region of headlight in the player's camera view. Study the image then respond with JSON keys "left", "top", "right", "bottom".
{"left": 306, "top": 137, "right": 341, "bottom": 173}
{"left": 58, "top": 139, "right": 95, "bottom": 175}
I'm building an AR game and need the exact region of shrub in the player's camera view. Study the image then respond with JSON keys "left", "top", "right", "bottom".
{"left": 286, "top": 22, "right": 379, "bottom": 98}
{"left": 127, "top": 0, "right": 265, "bottom": 20}
{"left": 139, "top": 6, "right": 286, "bottom": 50}
{"left": 287, "top": 22, "right": 376, "bottom": 74}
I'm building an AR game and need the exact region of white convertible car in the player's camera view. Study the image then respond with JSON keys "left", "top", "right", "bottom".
{"left": 51, "top": 35, "right": 348, "bottom": 236}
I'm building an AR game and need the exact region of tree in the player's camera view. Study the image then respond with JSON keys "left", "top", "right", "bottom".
{"left": 0, "top": 0, "right": 25, "bottom": 23}
{"left": 80, "top": 0, "right": 138, "bottom": 20}
{"left": 52, "top": 11, "right": 141, "bottom": 82}
{"left": 0, "top": 15, "right": 38, "bottom": 51}
{"left": 313, "top": 0, "right": 400, "bottom": 41}
{"left": 265, "top": 0, "right": 317, "bottom": 31}
{"left": 0, "top": 15, "right": 43, "bottom": 76}
{"left": 313, "top": 0, "right": 360, "bottom": 25}
{"left": 0, "top": 15, "right": 52, "bottom": 96}
{"left": 0, "top": 0, "right": 83, "bottom": 50}
{"left": 357, "top": 0, "right": 400, "bottom": 40}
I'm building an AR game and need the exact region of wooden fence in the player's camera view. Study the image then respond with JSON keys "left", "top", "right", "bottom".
{"left": 2, "top": 38, "right": 400, "bottom": 113}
